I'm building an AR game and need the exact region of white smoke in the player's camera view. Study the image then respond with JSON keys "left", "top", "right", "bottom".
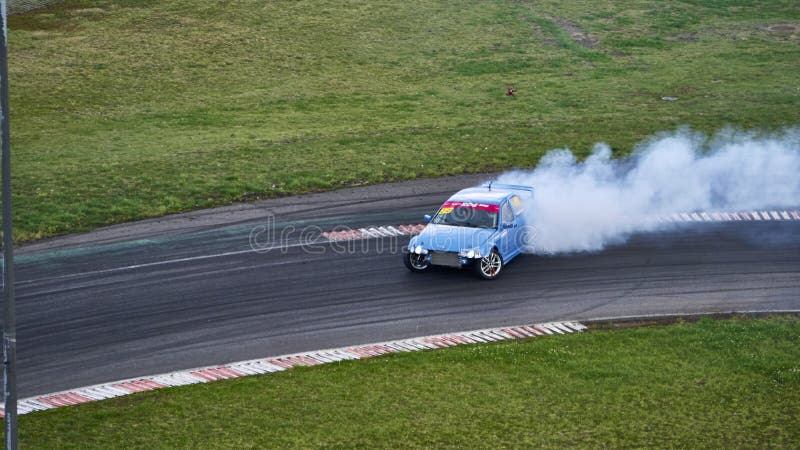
{"left": 497, "top": 128, "right": 800, "bottom": 254}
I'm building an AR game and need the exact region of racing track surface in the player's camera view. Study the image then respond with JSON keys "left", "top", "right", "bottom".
{"left": 12, "top": 174, "right": 800, "bottom": 397}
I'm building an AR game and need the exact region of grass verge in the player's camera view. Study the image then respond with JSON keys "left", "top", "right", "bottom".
{"left": 11, "top": 316, "right": 800, "bottom": 448}
{"left": 5, "top": 0, "right": 800, "bottom": 241}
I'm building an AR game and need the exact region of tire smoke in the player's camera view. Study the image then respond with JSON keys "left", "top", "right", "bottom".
{"left": 497, "top": 128, "right": 800, "bottom": 254}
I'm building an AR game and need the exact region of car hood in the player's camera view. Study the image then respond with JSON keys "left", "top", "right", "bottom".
{"left": 413, "top": 224, "right": 497, "bottom": 252}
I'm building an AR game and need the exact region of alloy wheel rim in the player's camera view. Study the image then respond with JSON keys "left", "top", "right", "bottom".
{"left": 480, "top": 252, "right": 501, "bottom": 276}
{"left": 410, "top": 253, "right": 428, "bottom": 269}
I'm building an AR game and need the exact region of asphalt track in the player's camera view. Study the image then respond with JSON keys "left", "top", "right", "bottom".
{"left": 12, "top": 174, "right": 800, "bottom": 397}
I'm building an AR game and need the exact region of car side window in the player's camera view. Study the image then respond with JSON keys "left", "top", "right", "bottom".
{"left": 502, "top": 202, "right": 514, "bottom": 223}
{"left": 510, "top": 195, "right": 524, "bottom": 215}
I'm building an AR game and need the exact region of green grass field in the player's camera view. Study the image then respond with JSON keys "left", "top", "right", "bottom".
{"left": 8, "top": 0, "right": 800, "bottom": 240}
{"left": 11, "top": 316, "right": 800, "bottom": 448}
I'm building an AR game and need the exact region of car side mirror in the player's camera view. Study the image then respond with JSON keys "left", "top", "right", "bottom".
{"left": 503, "top": 222, "right": 514, "bottom": 229}
{"left": 423, "top": 214, "right": 432, "bottom": 223}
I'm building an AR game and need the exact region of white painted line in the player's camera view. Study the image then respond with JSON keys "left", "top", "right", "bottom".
{"left": 447, "top": 335, "right": 473, "bottom": 344}
{"left": 367, "top": 227, "right": 388, "bottom": 237}
{"left": 249, "top": 361, "right": 282, "bottom": 372}
{"left": 307, "top": 353, "right": 337, "bottom": 363}
{"left": 96, "top": 385, "right": 132, "bottom": 396}
{"left": 565, "top": 322, "right": 588, "bottom": 331}
{"left": 395, "top": 341, "right": 423, "bottom": 351}
{"left": 543, "top": 324, "right": 565, "bottom": 334}
{"left": 516, "top": 326, "right": 535, "bottom": 336}
{"left": 149, "top": 375, "right": 188, "bottom": 387}
{"left": 328, "top": 350, "right": 360, "bottom": 360}
{"left": 266, "top": 361, "right": 293, "bottom": 371}
{"left": 81, "top": 386, "right": 115, "bottom": 398}
{"left": 555, "top": 323, "right": 574, "bottom": 333}
{"left": 465, "top": 332, "right": 490, "bottom": 343}
{"left": 781, "top": 211, "right": 791, "bottom": 220}
{"left": 377, "top": 226, "right": 398, "bottom": 237}
{"left": 411, "top": 339, "right": 440, "bottom": 350}
{"left": 310, "top": 352, "right": 339, "bottom": 362}
{"left": 73, "top": 390, "right": 106, "bottom": 401}
{"left": 497, "top": 329, "right": 518, "bottom": 339}
{"left": 370, "top": 227, "right": 388, "bottom": 237}
{"left": 537, "top": 325, "right": 556, "bottom": 335}
{"left": 398, "top": 342, "right": 422, "bottom": 351}
{"left": 492, "top": 329, "right": 517, "bottom": 339}
{"left": 176, "top": 373, "right": 211, "bottom": 384}
{"left": 323, "top": 351, "right": 352, "bottom": 361}
{"left": 558, "top": 322, "right": 580, "bottom": 332}
{"left": 381, "top": 342, "right": 410, "bottom": 352}
{"left": 504, "top": 327, "right": 529, "bottom": 338}
{"left": 385, "top": 225, "right": 405, "bottom": 236}
{"left": 328, "top": 350, "right": 355, "bottom": 360}
{"left": 489, "top": 329, "right": 513, "bottom": 340}
{"left": 700, "top": 212, "right": 712, "bottom": 221}
{"left": 230, "top": 364, "right": 263, "bottom": 375}
{"left": 477, "top": 331, "right": 502, "bottom": 341}
{"left": 553, "top": 323, "right": 576, "bottom": 333}
{"left": 357, "top": 228, "right": 377, "bottom": 238}
{"left": 474, "top": 331, "right": 499, "bottom": 341}
{"left": 20, "top": 399, "right": 50, "bottom": 412}
{"left": 521, "top": 326, "right": 543, "bottom": 336}
{"left": 770, "top": 211, "right": 781, "bottom": 220}
{"left": 243, "top": 362, "right": 275, "bottom": 373}
{"left": 227, "top": 364, "right": 262, "bottom": 375}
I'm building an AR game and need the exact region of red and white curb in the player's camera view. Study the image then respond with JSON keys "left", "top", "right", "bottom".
{"left": 655, "top": 209, "right": 800, "bottom": 223}
{"left": 1, "top": 321, "right": 586, "bottom": 417}
{"left": 322, "top": 224, "right": 425, "bottom": 241}
{"left": 320, "top": 210, "right": 800, "bottom": 242}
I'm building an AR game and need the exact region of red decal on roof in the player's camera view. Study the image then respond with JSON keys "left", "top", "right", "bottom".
{"left": 441, "top": 201, "right": 499, "bottom": 214}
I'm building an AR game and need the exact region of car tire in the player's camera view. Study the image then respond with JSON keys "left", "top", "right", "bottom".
{"left": 404, "top": 250, "right": 430, "bottom": 272}
{"left": 474, "top": 248, "right": 503, "bottom": 280}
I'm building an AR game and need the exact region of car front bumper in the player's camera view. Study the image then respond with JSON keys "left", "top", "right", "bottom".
{"left": 428, "top": 251, "right": 477, "bottom": 268}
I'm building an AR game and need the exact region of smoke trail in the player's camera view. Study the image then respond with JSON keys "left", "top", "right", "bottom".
{"left": 497, "top": 128, "right": 800, "bottom": 254}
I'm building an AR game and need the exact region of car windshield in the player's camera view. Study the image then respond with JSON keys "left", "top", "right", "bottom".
{"left": 431, "top": 201, "right": 499, "bottom": 229}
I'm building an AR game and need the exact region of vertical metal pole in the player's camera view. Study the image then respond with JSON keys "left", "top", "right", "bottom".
{"left": 0, "top": 0, "right": 17, "bottom": 448}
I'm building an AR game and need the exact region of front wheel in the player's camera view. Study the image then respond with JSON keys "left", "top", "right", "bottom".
{"left": 474, "top": 249, "right": 503, "bottom": 279}
{"left": 404, "top": 250, "right": 430, "bottom": 272}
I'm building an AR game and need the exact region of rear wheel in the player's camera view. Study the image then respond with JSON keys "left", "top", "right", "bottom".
{"left": 474, "top": 249, "right": 503, "bottom": 279}
{"left": 404, "top": 251, "right": 430, "bottom": 272}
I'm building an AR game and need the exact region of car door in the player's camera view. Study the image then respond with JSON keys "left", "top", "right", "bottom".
{"left": 508, "top": 194, "right": 528, "bottom": 254}
{"left": 498, "top": 200, "right": 520, "bottom": 260}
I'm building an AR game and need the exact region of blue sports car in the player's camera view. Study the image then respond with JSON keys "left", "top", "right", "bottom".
{"left": 404, "top": 182, "right": 533, "bottom": 279}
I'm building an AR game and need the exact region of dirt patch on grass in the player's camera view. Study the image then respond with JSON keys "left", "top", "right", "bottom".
{"left": 668, "top": 32, "right": 699, "bottom": 42}
{"left": 550, "top": 17, "right": 598, "bottom": 48}
{"left": 71, "top": 8, "right": 106, "bottom": 17}
{"left": 764, "top": 23, "right": 799, "bottom": 32}
{"left": 756, "top": 23, "right": 800, "bottom": 43}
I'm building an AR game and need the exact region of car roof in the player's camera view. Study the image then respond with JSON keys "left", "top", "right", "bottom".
{"left": 447, "top": 187, "right": 516, "bottom": 204}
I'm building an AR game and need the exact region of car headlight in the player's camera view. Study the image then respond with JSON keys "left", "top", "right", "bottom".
{"left": 413, "top": 245, "right": 428, "bottom": 255}
{"left": 458, "top": 248, "right": 482, "bottom": 258}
